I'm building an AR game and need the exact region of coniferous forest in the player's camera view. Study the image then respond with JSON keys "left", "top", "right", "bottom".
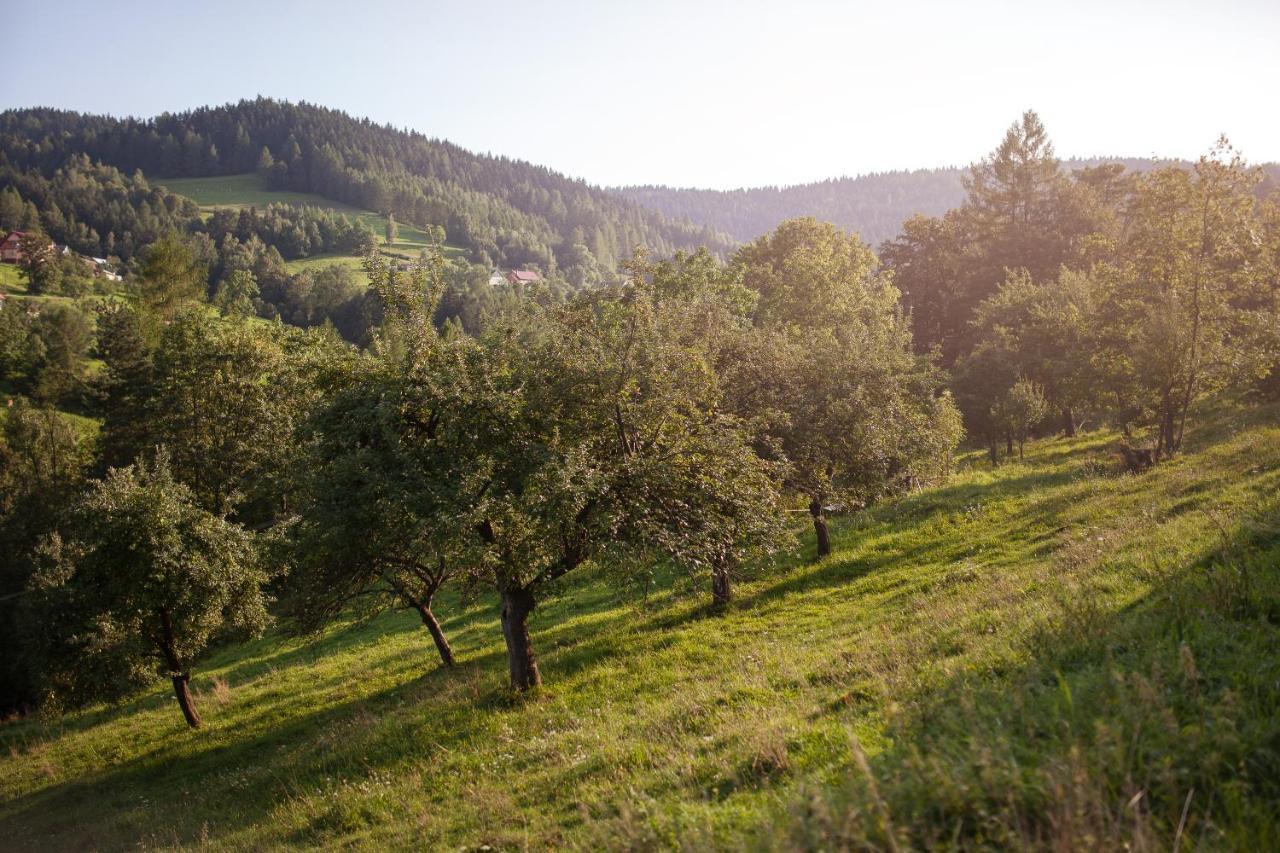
{"left": 1, "top": 100, "right": 735, "bottom": 271}
{"left": 2, "top": 84, "right": 1279, "bottom": 852}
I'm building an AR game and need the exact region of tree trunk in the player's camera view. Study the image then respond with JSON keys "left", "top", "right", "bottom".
{"left": 414, "top": 602, "right": 455, "bottom": 668}
{"left": 1006, "top": 434, "right": 1014, "bottom": 456}
{"left": 158, "top": 610, "right": 199, "bottom": 728}
{"left": 171, "top": 673, "right": 201, "bottom": 729}
{"left": 1062, "top": 407, "right": 1076, "bottom": 437}
{"left": 809, "top": 497, "right": 831, "bottom": 558}
{"left": 1175, "top": 193, "right": 1211, "bottom": 456}
{"left": 1158, "top": 395, "right": 1177, "bottom": 460}
{"left": 988, "top": 439, "right": 1000, "bottom": 467}
{"left": 1018, "top": 436, "right": 1025, "bottom": 459}
{"left": 711, "top": 556, "right": 733, "bottom": 607}
{"left": 500, "top": 586, "right": 540, "bottom": 691}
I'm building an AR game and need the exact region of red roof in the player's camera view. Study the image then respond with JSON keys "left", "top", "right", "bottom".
{"left": 508, "top": 269, "right": 540, "bottom": 283}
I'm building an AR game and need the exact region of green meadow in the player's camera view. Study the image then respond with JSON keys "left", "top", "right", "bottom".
{"left": 0, "top": 262, "right": 25, "bottom": 295}
{"left": 162, "top": 174, "right": 466, "bottom": 285}
{"left": 162, "top": 174, "right": 435, "bottom": 250}
{"left": 2, "top": 403, "right": 1277, "bottom": 850}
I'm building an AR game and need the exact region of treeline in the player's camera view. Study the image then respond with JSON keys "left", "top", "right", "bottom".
{"left": 2, "top": 213, "right": 528, "bottom": 351}
{"left": 612, "top": 157, "right": 1248, "bottom": 248}
{"left": 617, "top": 167, "right": 968, "bottom": 247}
{"left": 203, "top": 204, "right": 376, "bottom": 260}
{"left": 0, "top": 219, "right": 960, "bottom": 719}
{"left": 199, "top": 229, "right": 540, "bottom": 343}
{"left": 0, "top": 153, "right": 382, "bottom": 268}
{"left": 0, "top": 100, "right": 736, "bottom": 274}
{"left": 0, "top": 155, "right": 203, "bottom": 260}
{"left": 883, "top": 112, "right": 1280, "bottom": 463}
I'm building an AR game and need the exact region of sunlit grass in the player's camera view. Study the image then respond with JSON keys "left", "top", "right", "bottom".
{"left": 161, "top": 173, "right": 466, "bottom": 275}
{"left": 1, "top": 403, "right": 1277, "bottom": 849}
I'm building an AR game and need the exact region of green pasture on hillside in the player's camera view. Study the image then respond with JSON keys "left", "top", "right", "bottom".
{"left": 2, "top": 405, "right": 1278, "bottom": 850}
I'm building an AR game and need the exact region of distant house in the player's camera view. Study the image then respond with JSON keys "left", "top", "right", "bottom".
{"left": 55, "top": 244, "right": 101, "bottom": 274}
{"left": 488, "top": 269, "right": 505, "bottom": 287}
{"left": 91, "top": 257, "right": 123, "bottom": 281}
{"left": 1, "top": 231, "right": 25, "bottom": 263}
{"left": 505, "top": 269, "right": 541, "bottom": 286}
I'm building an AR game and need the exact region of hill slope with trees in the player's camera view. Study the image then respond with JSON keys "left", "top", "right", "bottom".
{"left": 2, "top": 403, "right": 1277, "bottom": 849}
{"left": 2, "top": 103, "right": 1279, "bottom": 851}
{"left": 0, "top": 99, "right": 735, "bottom": 276}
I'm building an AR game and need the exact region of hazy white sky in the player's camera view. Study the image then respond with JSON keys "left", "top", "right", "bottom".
{"left": 4, "top": 0, "right": 1277, "bottom": 189}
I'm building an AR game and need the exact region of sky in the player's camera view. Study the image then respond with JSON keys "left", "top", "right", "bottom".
{"left": 3, "top": 0, "right": 1277, "bottom": 190}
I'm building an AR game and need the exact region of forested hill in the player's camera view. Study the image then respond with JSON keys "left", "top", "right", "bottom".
{"left": 0, "top": 99, "right": 734, "bottom": 272}
{"left": 615, "top": 158, "right": 1280, "bottom": 247}
{"left": 616, "top": 168, "right": 967, "bottom": 247}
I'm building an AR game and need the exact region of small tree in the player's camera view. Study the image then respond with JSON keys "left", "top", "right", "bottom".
{"left": 455, "top": 274, "right": 784, "bottom": 689}
{"left": 32, "top": 454, "right": 268, "bottom": 728}
{"left": 967, "top": 268, "right": 1107, "bottom": 437}
{"left": 287, "top": 350, "right": 461, "bottom": 668}
{"left": 1106, "top": 142, "right": 1267, "bottom": 458}
{"left": 990, "top": 377, "right": 1049, "bottom": 458}
{"left": 214, "top": 269, "right": 259, "bottom": 318}
{"left": 732, "top": 219, "right": 962, "bottom": 556}
{"left": 136, "top": 233, "right": 207, "bottom": 327}
{"left": 255, "top": 146, "right": 275, "bottom": 178}
{"left": 385, "top": 213, "right": 397, "bottom": 246}
{"left": 286, "top": 249, "right": 462, "bottom": 666}
{"left": 18, "top": 230, "right": 60, "bottom": 295}
{"left": 29, "top": 305, "right": 94, "bottom": 405}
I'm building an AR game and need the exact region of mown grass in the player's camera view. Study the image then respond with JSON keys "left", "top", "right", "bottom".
{"left": 163, "top": 173, "right": 466, "bottom": 289}
{"left": 160, "top": 174, "right": 369, "bottom": 213}
{"left": 0, "top": 262, "right": 24, "bottom": 293}
{"left": 161, "top": 173, "right": 463, "bottom": 265}
{"left": 1, "top": 404, "right": 1277, "bottom": 850}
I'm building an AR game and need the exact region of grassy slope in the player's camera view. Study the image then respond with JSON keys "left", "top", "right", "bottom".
{"left": 160, "top": 174, "right": 466, "bottom": 286}
{"left": 0, "top": 262, "right": 23, "bottom": 293}
{"left": 1, "top": 406, "right": 1278, "bottom": 850}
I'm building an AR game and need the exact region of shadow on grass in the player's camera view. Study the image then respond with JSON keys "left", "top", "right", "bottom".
{"left": 0, "top": 568, "right": 686, "bottom": 848}
{"left": 789, "top": 493, "right": 1280, "bottom": 849}
{"left": 4, "top": 414, "right": 1277, "bottom": 849}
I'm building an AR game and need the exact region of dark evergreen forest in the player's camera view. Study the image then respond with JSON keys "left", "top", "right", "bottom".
{"left": 0, "top": 99, "right": 734, "bottom": 271}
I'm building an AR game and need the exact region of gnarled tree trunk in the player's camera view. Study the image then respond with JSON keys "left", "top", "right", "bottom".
{"left": 159, "top": 609, "right": 200, "bottom": 728}
{"left": 809, "top": 497, "right": 831, "bottom": 558}
{"left": 171, "top": 673, "right": 202, "bottom": 729}
{"left": 500, "top": 586, "right": 540, "bottom": 691}
{"left": 414, "top": 602, "right": 455, "bottom": 667}
{"left": 710, "top": 554, "right": 733, "bottom": 607}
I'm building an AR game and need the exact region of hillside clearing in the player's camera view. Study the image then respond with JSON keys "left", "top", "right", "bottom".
{"left": 161, "top": 174, "right": 466, "bottom": 286}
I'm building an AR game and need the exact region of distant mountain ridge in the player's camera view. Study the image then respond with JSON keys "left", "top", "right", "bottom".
{"left": 0, "top": 99, "right": 735, "bottom": 276}
{"left": 614, "top": 158, "right": 1280, "bottom": 248}
{"left": 3, "top": 100, "right": 1277, "bottom": 268}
